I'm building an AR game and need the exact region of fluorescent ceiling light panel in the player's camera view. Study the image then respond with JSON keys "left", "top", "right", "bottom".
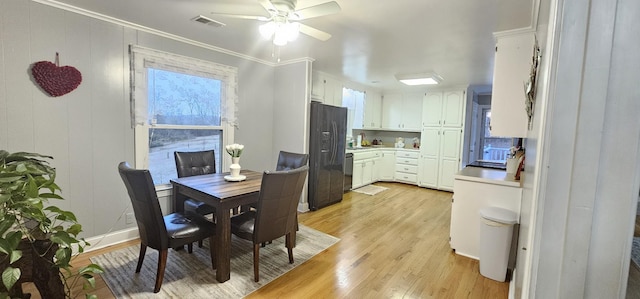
{"left": 396, "top": 72, "right": 442, "bottom": 85}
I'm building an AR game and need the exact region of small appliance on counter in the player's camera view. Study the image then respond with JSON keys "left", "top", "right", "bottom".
{"left": 394, "top": 137, "right": 405, "bottom": 148}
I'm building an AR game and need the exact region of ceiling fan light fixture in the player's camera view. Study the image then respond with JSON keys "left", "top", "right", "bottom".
{"left": 259, "top": 22, "right": 276, "bottom": 39}
{"left": 262, "top": 20, "right": 300, "bottom": 46}
{"left": 396, "top": 72, "right": 443, "bottom": 85}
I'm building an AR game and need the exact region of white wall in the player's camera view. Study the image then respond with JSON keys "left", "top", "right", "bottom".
{"left": 528, "top": 0, "right": 640, "bottom": 297}
{"left": 0, "top": 0, "right": 277, "bottom": 240}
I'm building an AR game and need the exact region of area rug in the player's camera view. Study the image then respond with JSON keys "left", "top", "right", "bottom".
{"left": 91, "top": 225, "right": 339, "bottom": 298}
{"left": 351, "top": 184, "right": 388, "bottom": 196}
{"left": 632, "top": 237, "right": 640, "bottom": 270}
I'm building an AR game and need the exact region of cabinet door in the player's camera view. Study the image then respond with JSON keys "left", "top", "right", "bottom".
{"left": 420, "top": 127, "right": 441, "bottom": 158}
{"left": 491, "top": 32, "right": 535, "bottom": 137}
{"left": 382, "top": 93, "right": 403, "bottom": 129}
{"left": 438, "top": 159, "right": 458, "bottom": 191}
{"left": 352, "top": 160, "right": 364, "bottom": 188}
{"left": 324, "top": 77, "right": 342, "bottom": 107}
{"left": 442, "top": 90, "right": 465, "bottom": 128}
{"left": 422, "top": 92, "right": 443, "bottom": 127}
{"left": 419, "top": 156, "right": 439, "bottom": 188}
{"left": 440, "top": 129, "right": 462, "bottom": 160}
{"left": 364, "top": 92, "right": 382, "bottom": 129}
{"left": 311, "top": 73, "right": 325, "bottom": 100}
{"left": 372, "top": 157, "right": 382, "bottom": 181}
{"left": 402, "top": 93, "right": 423, "bottom": 130}
{"left": 379, "top": 151, "right": 396, "bottom": 180}
{"left": 362, "top": 160, "right": 373, "bottom": 185}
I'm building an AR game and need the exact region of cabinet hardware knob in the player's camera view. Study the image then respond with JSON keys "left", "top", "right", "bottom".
{"left": 522, "top": 247, "right": 527, "bottom": 251}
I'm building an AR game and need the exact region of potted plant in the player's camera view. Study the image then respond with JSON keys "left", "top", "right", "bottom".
{"left": 0, "top": 150, "right": 103, "bottom": 298}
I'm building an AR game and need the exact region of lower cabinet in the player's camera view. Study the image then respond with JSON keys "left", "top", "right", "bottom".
{"left": 450, "top": 178, "right": 522, "bottom": 259}
{"left": 395, "top": 150, "right": 419, "bottom": 184}
{"left": 352, "top": 151, "right": 380, "bottom": 189}
{"left": 376, "top": 150, "right": 396, "bottom": 181}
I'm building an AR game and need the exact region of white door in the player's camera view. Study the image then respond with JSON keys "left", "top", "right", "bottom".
{"left": 422, "top": 92, "right": 443, "bottom": 127}
{"left": 442, "top": 90, "right": 464, "bottom": 127}
{"left": 440, "top": 129, "right": 462, "bottom": 160}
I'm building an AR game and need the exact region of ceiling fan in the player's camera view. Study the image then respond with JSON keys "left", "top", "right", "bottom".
{"left": 211, "top": 0, "right": 341, "bottom": 46}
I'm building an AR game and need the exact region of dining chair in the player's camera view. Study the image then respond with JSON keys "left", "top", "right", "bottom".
{"left": 230, "top": 166, "right": 309, "bottom": 282}
{"left": 118, "top": 162, "right": 216, "bottom": 293}
{"left": 174, "top": 150, "right": 217, "bottom": 248}
{"left": 276, "top": 151, "right": 309, "bottom": 171}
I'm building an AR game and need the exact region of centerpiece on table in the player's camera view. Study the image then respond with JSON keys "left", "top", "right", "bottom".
{"left": 225, "top": 143, "right": 244, "bottom": 180}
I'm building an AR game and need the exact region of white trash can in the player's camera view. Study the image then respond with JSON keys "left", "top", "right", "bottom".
{"left": 479, "top": 207, "right": 518, "bottom": 282}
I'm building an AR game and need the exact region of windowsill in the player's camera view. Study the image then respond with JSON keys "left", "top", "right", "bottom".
{"left": 155, "top": 184, "right": 173, "bottom": 198}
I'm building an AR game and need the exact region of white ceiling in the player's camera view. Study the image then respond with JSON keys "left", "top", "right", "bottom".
{"left": 48, "top": 0, "right": 535, "bottom": 91}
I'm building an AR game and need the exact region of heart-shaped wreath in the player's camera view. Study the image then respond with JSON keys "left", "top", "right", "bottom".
{"left": 31, "top": 53, "right": 82, "bottom": 97}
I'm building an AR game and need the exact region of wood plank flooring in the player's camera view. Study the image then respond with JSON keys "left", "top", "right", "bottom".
{"left": 25, "top": 182, "right": 509, "bottom": 298}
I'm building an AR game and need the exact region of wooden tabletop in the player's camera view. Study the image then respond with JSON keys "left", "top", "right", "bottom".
{"left": 170, "top": 170, "right": 263, "bottom": 206}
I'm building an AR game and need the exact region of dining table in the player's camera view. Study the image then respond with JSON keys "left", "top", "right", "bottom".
{"left": 170, "top": 169, "right": 262, "bottom": 283}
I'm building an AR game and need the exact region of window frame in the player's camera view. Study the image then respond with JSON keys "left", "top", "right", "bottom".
{"left": 130, "top": 46, "right": 236, "bottom": 189}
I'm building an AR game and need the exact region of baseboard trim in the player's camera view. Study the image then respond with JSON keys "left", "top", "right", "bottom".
{"left": 83, "top": 228, "right": 140, "bottom": 253}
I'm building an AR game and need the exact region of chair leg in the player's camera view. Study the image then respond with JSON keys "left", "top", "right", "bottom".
{"left": 253, "top": 243, "right": 260, "bottom": 282}
{"left": 135, "top": 245, "right": 147, "bottom": 273}
{"left": 198, "top": 240, "right": 203, "bottom": 248}
{"left": 208, "top": 236, "right": 216, "bottom": 269}
{"left": 188, "top": 243, "right": 193, "bottom": 253}
{"left": 154, "top": 249, "right": 168, "bottom": 293}
{"left": 286, "top": 232, "right": 294, "bottom": 264}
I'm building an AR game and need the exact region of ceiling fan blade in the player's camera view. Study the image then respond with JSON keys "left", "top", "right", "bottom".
{"left": 258, "top": 0, "right": 277, "bottom": 13}
{"left": 293, "top": 1, "right": 341, "bottom": 20}
{"left": 298, "top": 23, "right": 332, "bottom": 41}
{"left": 210, "top": 13, "right": 270, "bottom": 21}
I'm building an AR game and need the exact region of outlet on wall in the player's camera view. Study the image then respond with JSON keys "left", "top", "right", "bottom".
{"left": 126, "top": 213, "right": 134, "bottom": 224}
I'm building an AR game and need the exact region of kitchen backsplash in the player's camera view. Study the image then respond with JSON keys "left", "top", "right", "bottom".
{"left": 351, "top": 129, "right": 421, "bottom": 149}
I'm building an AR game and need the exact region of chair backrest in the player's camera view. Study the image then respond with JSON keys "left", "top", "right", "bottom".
{"left": 174, "top": 150, "right": 216, "bottom": 178}
{"left": 254, "top": 166, "right": 309, "bottom": 244}
{"left": 276, "top": 151, "right": 309, "bottom": 171}
{"left": 118, "top": 162, "right": 168, "bottom": 249}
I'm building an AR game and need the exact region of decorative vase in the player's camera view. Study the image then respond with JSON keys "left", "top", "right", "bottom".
{"left": 230, "top": 157, "right": 241, "bottom": 177}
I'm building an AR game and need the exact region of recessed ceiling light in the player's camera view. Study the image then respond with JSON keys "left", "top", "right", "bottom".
{"left": 395, "top": 72, "right": 443, "bottom": 85}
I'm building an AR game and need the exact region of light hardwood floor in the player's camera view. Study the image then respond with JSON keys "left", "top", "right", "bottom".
{"left": 27, "top": 182, "right": 509, "bottom": 298}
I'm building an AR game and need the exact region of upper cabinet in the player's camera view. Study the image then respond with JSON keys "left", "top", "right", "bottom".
{"left": 363, "top": 91, "right": 382, "bottom": 129}
{"left": 422, "top": 90, "right": 465, "bottom": 128}
{"left": 311, "top": 71, "right": 343, "bottom": 107}
{"left": 490, "top": 30, "right": 536, "bottom": 137}
{"left": 382, "top": 93, "right": 423, "bottom": 131}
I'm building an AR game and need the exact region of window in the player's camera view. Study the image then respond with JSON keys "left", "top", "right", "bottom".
{"left": 480, "top": 109, "right": 512, "bottom": 163}
{"left": 130, "top": 46, "right": 237, "bottom": 187}
{"left": 342, "top": 88, "right": 365, "bottom": 131}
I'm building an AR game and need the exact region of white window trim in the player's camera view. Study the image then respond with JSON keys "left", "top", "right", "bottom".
{"left": 129, "top": 45, "right": 237, "bottom": 188}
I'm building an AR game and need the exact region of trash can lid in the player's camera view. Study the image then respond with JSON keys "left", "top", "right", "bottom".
{"left": 480, "top": 207, "right": 518, "bottom": 224}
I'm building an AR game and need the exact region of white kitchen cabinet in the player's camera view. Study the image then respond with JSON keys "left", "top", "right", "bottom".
{"left": 377, "top": 150, "right": 395, "bottom": 181}
{"left": 395, "top": 150, "right": 419, "bottom": 184}
{"left": 422, "top": 90, "right": 465, "bottom": 128}
{"left": 363, "top": 91, "right": 382, "bottom": 129}
{"left": 418, "top": 127, "right": 463, "bottom": 191}
{"left": 381, "top": 93, "right": 423, "bottom": 131}
{"left": 490, "top": 30, "right": 535, "bottom": 137}
{"left": 437, "top": 129, "right": 462, "bottom": 191}
{"left": 352, "top": 150, "right": 380, "bottom": 188}
{"left": 311, "top": 71, "right": 343, "bottom": 107}
{"left": 450, "top": 172, "right": 522, "bottom": 259}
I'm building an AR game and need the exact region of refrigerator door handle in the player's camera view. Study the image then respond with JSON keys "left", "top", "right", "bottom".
{"left": 331, "top": 121, "right": 337, "bottom": 163}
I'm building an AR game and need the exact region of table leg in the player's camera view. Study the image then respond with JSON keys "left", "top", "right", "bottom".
{"left": 172, "top": 184, "right": 186, "bottom": 213}
{"left": 216, "top": 208, "right": 231, "bottom": 282}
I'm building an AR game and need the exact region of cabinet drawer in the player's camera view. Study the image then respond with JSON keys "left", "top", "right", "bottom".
{"left": 396, "top": 157, "right": 418, "bottom": 166}
{"left": 395, "top": 164, "right": 418, "bottom": 174}
{"left": 395, "top": 172, "right": 417, "bottom": 183}
{"left": 353, "top": 151, "right": 379, "bottom": 161}
{"left": 396, "top": 151, "right": 419, "bottom": 159}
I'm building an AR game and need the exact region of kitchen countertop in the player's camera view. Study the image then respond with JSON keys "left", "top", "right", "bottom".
{"left": 346, "top": 147, "right": 419, "bottom": 153}
{"left": 454, "top": 166, "right": 522, "bottom": 188}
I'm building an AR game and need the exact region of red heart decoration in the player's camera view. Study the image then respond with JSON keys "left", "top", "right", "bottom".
{"left": 31, "top": 61, "right": 82, "bottom": 97}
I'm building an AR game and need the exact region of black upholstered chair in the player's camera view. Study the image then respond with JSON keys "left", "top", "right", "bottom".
{"left": 174, "top": 150, "right": 217, "bottom": 249}
{"left": 276, "top": 151, "right": 309, "bottom": 171}
{"left": 118, "top": 162, "right": 216, "bottom": 293}
{"left": 230, "top": 166, "right": 309, "bottom": 282}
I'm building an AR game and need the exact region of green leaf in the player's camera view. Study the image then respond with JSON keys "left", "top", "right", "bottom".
{"left": 39, "top": 193, "right": 63, "bottom": 199}
{"left": 50, "top": 231, "right": 78, "bottom": 247}
{"left": 1, "top": 267, "right": 20, "bottom": 291}
{"left": 55, "top": 247, "right": 72, "bottom": 267}
{"left": 26, "top": 178, "right": 38, "bottom": 198}
{"left": 0, "top": 240, "right": 11, "bottom": 255}
{"left": 8, "top": 250, "right": 21, "bottom": 264}
{"left": 0, "top": 292, "right": 10, "bottom": 299}
{"left": 85, "top": 294, "right": 97, "bottom": 299}
{"left": 0, "top": 194, "right": 11, "bottom": 205}
{"left": 67, "top": 224, "right": 83, "bottom": 236}
{"left": 0, "top": 176, "right": 22, "bottom": 183}
{"left": 82, "top": 275, "right": 96, "bottom": 288}
{"left": 79, "top": 264, "right": 104, "bottom": 275}
{"left": 0, "top": 215, "right": 16, "bottom": 236}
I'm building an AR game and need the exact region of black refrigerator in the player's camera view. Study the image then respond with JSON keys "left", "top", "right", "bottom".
{"left": 308, "top": 101, "right": 347, "bottom": 210}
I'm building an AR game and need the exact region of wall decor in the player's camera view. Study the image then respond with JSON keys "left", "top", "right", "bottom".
{"left": 524, "top": 37, "right": 541, "bottom": 130}
{"left": 31, "top": 53, "right": 82, "bottom": 97}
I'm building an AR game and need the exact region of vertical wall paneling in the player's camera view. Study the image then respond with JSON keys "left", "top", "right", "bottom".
{"left": 4, "top": 0, "right": 35, "bottom": 150}
{"left": 0, "top": 0, "right": 7, "bottom": 149}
